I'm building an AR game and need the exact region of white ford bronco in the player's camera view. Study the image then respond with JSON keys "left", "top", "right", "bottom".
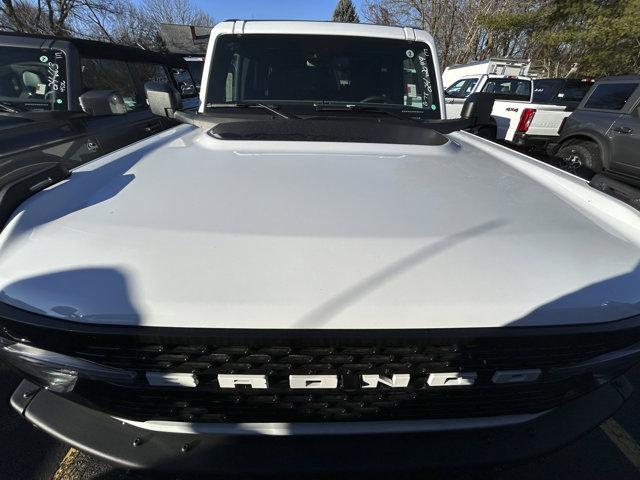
{"left": 2, "top": 21, "right": 640, "bottom": 476}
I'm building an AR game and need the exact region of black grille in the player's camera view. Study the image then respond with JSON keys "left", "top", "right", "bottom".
{"left": 69, "top": 339, "right": 624, "bottom": 374}
{"left": 2, "top": 305, "right": 639, "bottom": 423}
{"left": 72, "top": 375, "right": 594, "bottom": 423}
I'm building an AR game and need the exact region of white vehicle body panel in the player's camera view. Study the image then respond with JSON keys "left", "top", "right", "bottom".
{"left": 442, "top": 58, "right": 531, "bottom": 89}
{"left": 1, "top": 126, "right": 640, "bottom": 330}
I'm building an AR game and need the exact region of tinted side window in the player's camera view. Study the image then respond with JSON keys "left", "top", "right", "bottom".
{"left": 482, "top": 79, "right": 531, "bottom": 100}
{"left": 129, "top": 62, "right": 170, "bottom": 84}
{"left": 557, "top": 83, "right": 593, "bottom": 102}
{"left": 445, "top": 79, "right": 467, "bottom": 98}
{"left": 80, "top": 58, "right": 138, "bottom": 111}
{"left": 0, "top": 47, "right": 68, "bottom": 111}
{"left": 463, "top": 78, "right": 478, "bottom": 96}
{"left": 186, "top": 59, "right": 204, "bottom": 88}
{"left": 584, "top": 83, "right": 638, "bottom": 110}
{"left": 445, "top": 79, "right": 478, "bottom": 99}
{"left": 532, "top": 80, "right": 561, "bottom": 102}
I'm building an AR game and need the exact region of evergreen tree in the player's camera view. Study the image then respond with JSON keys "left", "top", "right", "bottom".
{"left": 332, "top": 0, "right": 360, "bottom": 23}
{"left": 479, "top": 0, "right": 640, "bottom": 76}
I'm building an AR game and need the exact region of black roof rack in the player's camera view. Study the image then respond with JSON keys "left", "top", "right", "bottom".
{"left": 0, "top": 31, "right": 187, "bottom": 67}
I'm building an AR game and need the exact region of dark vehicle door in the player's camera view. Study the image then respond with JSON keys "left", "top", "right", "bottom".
{"left": 609, "top": 83, "right": 640, "bottom": 175}
{"left": 0, "top": 41, "right": 93, "bottom": 174}
{"left": 0, "top": 113, "right": 87, "bottom": 176}
{"left": 79, "top": 57, "right": 152, "bottom": 163}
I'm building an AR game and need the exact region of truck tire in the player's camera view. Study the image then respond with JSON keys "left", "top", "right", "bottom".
{"left": 556, "top": 140, "right": 603, "bottom": 178}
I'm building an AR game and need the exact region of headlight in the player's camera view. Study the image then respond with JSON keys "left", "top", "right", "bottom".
{"left": 0, "top": 336, "right": 136, "bottom": 393}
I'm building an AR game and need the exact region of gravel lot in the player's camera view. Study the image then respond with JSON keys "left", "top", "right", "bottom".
{"left": 2, "top": 150, "right": 640, "bottom": 479}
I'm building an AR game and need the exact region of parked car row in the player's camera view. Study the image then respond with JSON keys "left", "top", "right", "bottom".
{"left": 500, "top": 77, "right": 595, "bottom": 148}
{"left": 0, "top": 32, "right": 199, "bottom": 178}
{"left": 443, "top": 63, "right": 640, "bottom": 188}
{"left": 2, "top": 32, "right": 635, "bottom": 193}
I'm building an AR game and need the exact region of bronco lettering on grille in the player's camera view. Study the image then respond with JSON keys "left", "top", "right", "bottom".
{"left": 146, "top": 371, "right": 542, "bottom": 389}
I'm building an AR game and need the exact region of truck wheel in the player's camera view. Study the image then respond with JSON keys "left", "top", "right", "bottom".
{"left": 556, "top": 141, "right": 603, "bottom": 178}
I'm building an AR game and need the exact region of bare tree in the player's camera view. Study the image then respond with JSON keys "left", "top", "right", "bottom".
{"left": 103, "top": 0, "right": 215, "bottom": 49}
{"left": 1, "top": 0, "right": 214, "bottom": 52}
{"left": 0, "top": 0, "right": 121, "bottom": 37}
{"left": 141, "top": 0, "right": 213, "bottom": 26}
{"left": 361, "top": 0, "right": 546, "bottom": 68}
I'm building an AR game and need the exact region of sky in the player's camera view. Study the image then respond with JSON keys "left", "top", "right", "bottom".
{"left": 198, "top": 0, "right": 366, "bottom": 22}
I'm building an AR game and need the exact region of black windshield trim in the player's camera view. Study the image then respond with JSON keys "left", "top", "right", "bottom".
{"left": 208, "top": 118, "right": 448, "bottom": 146}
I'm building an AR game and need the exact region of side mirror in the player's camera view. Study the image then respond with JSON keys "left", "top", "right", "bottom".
{"left": 145, "top": 81, "right": 182, "bottom": 118}
{"left": 460, "top": 92, "right": 494, "bottom": 126}
{"left": 79, "top": 90, "right": 127, "bottom": 116}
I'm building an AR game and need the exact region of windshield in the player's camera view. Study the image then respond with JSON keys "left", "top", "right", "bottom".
{"left": 481, "top": 78, "right": 531, "bottom": 101}
{"left": 0, "top": 47, "right": 68, "bottom": 111}
{"left": 207, "top": 34, "right": 440, "bottom": 116}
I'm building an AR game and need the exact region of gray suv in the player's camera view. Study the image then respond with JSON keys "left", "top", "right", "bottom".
{"left": 548, "top": 76, "right": 640, "bottom": 184}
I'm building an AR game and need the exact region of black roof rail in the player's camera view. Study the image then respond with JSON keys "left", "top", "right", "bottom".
{"left": 0, "top": 163, "right": 70, "bottom": 232}
{"left": 0, "top": 32, "right": 188, "bottom": 68}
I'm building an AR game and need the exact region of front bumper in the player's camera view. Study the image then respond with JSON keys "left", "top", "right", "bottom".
{"left": 11, "top": 377, "right": 633, "bottom": 475}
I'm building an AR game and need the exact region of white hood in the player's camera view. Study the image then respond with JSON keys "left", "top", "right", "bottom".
{"left": 1, "top": 125, "right": 640, "bottom": 329}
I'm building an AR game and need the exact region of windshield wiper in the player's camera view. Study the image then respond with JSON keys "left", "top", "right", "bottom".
{"left": 0, "top": 102, "right": 21, "bottom": 114}
{"left": 313, "top": 104, "right": 421, "bottom": 123}
{"left": 209, "top": 102, "right": 300, "bottom": 119}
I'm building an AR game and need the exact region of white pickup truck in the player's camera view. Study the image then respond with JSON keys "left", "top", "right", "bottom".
{"left": 492, "top": 98, "right": 567, "bottom": 147}
{"left": 444, "top": 74, "right": 534, "bottom": 139}
{"left": 494, "top": 78, "right": 596, "bottom": 149}
{"left": 442, "top": 57, "right": 531, "bottom": 88}
{"left": 444, "top": 74, "right": 532, "bottom": 118}
{"left": 446, "top": 76, "right": 595, "bottom": 148}
{"left": 2, "top": 20, "right": 640, "bottom": 477}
